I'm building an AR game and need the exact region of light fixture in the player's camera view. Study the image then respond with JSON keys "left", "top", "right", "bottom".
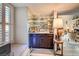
{"left": 53, "top": 11, "right": 63, "bottom": 40}
{"left": 53, "top": 18, "right": 63, "bottom": 40}
{"left": 53, "top": 12, "right": 63, "bottom": 51}
{"left": 53, "top": 10, "right": 64, "bottom": 54}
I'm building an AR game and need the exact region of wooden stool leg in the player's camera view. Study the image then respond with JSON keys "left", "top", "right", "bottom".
{"left": 61, "top": 44, "right": 63, "bottom": 56}
{"left": 54, "top": 41, "right": 63, "bottom": 56}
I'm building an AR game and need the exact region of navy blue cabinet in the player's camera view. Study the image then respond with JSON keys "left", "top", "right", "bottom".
{"left": 29, "top": 34, "right": 40, "bottom": 48}
{"left": 29, "top": 33, "right": 54, "bottom": 49}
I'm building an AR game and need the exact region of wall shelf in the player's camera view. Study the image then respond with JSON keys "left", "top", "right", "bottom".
{"left": 28, "top": 16, "right": 53, "bottom": 33}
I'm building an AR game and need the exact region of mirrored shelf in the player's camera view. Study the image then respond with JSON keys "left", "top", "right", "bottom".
{"left": 28, "top": 16, "right": 53, "bottom": 33}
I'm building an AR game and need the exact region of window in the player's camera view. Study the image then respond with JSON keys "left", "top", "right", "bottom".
{"left": 5, "top": 5, "right": 10, "bottom": 42}
{"left": 0, "top": 3, "right": 11, "bottom": 44}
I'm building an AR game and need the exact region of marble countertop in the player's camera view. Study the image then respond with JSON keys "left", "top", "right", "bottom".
{"left": 29, "top": 32, "right": 53, "bottom": 34}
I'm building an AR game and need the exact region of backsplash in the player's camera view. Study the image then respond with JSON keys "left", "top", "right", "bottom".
{"left": 28, "top": 16, "right": 53, "bottom": 33}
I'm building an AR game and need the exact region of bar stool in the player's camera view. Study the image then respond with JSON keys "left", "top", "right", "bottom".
{"left": 54, "top": 39, "right": 63, "bottom": 56}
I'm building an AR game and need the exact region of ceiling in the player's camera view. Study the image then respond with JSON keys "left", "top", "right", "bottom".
{"left": 12, "top": 3, "right": 79, "bottom": 16}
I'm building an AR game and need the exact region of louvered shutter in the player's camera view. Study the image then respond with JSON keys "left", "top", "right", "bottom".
{"left": 0, "top": 4, "right": 2, "bottom": 43}
{"left": 5, "top": 5, "right": 10, "bottom": 42}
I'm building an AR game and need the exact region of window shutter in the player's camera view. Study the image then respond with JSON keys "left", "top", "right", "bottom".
{"left": 0, "top": 4, "right": 2, "bottom": 43}
{"left": 5, "top": 6, "right": 10, "bottom": 24}
{"left": 5, "top": 5, "right": 10, "bottom": 42}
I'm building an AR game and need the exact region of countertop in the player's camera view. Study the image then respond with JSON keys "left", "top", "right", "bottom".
{"left": 29, "top": 32, "right": 53, "bottom": 34}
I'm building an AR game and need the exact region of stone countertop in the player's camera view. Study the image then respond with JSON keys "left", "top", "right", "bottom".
{"left": 29, "top": 32, "right": 53, "bottom": 34}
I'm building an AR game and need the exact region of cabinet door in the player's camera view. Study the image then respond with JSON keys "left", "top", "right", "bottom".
{"left": 32, "top": 34, "right": 40, "bottom": 48}
{"left": 29, "top": 34, "right": 40, "bottom": 48}
{"left": 39, "top": 34, "right": 50, "bottom": 48}
{"left": 40, "top": 34, "right": 53, "bottom": 49}
{"left": 29, "top": 34, "right": 33, "bottom": 48}
{"left": 48, "top": 34, "right": 54, "bottom": 48}
{"left": 29, "top": 34, "right": 54, "bottom": 49}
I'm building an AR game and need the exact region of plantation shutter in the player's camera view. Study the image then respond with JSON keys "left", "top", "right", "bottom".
{"left": 0, "top": 4, "right": 2, "bottom": 43}
{"left": 5, "top": 5, "right": 10, "bottom": 42}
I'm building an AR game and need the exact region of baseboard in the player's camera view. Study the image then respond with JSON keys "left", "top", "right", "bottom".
{"left": 11, "top": 43, "right": 27, "bottom": 45}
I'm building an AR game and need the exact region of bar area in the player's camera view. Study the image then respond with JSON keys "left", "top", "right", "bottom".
{"left": 28, "top": 14, "right": 54, "bottom": 49}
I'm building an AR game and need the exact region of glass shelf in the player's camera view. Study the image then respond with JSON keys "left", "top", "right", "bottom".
{"left": 29, "top": 16, "right": 53, "bottom": 33}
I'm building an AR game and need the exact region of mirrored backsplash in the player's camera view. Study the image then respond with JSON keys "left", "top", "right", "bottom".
{"left": 28, "top": 16, "right": 53, "bottom": 33}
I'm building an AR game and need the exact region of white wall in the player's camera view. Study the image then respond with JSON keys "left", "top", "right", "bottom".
{"left": 15, "top": 7, "right": 29, "bottom": 45}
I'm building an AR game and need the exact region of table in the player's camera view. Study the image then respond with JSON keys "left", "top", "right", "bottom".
{"left": 54, "top": 39, "right": 63, "bottom": 56}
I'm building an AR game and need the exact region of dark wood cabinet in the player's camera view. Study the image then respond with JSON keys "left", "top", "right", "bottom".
{"left": 29, "top": 33, "right": 54, "bottom": 49}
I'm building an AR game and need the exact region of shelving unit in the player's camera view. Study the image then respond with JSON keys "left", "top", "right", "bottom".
{"left": 74, "top": 30, "right": 79, "bottom": 42}
{"left": 28, "top": 16, "right": 53, "bottom": 33}
{"left": 72, "top": 18, "right": 79, "bottom": 42}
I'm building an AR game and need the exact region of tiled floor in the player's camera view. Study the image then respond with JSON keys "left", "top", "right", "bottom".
{"left": 11, "top": 44, "right": 28, "bottom": 56}
{"left": 30, "top": 34, "right": 79, "bottom": 56}
{"left": 30, "top": 48, "right": 54, "bottom": 56}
